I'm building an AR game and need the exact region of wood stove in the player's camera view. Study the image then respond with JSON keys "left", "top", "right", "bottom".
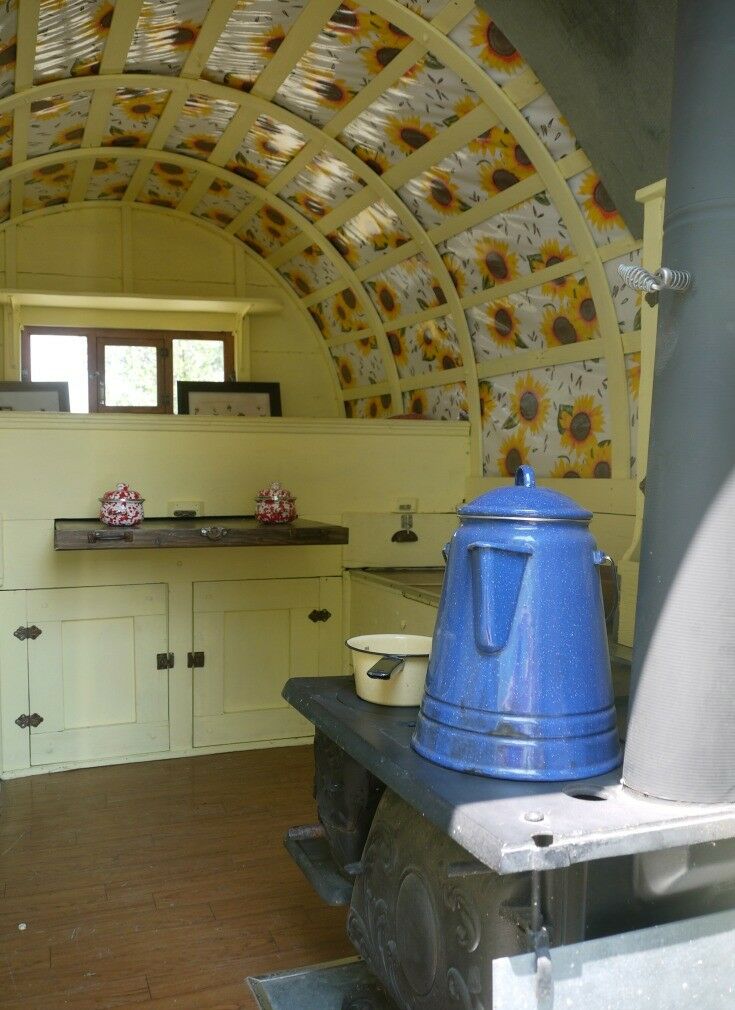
{"left": 277, "top": 677, "right": 735, "bottom": 1010}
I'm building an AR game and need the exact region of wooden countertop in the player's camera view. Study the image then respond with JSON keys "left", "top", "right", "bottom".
{"left": 54, "top": 516, "right": 349, "bottom": 550}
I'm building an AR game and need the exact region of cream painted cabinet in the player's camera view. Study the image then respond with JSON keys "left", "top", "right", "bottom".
{"left": 0, "top": 584, "right": 169, "bottom": 771}
{"left": 192, "top": 577, "right": 342, "bottom": 748}
{"left": 349, "top": 577, "right": 438, "bottom": 638}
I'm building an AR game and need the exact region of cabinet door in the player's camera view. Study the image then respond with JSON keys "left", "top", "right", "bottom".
{"left": 193, "top": 577, "right": 341, "bottom": 748}
{"left": 27, "top": 585, "right": 169, "bottom": 766}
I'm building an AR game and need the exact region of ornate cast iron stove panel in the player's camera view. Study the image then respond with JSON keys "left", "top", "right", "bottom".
{"left": 348, "top": 790, "right": 529, "bottom": 1010}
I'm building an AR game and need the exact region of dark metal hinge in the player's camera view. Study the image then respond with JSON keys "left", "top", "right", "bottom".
{"left": 157, "top": 652, "right": 174, "bottom": 670}
{"left": 14, "top": 625, "right": 42, "bottom": 641}
{"left": 15, "top": 713, "right": 43, "bottom": 729}
{"left": 187, "top": 651, "right": 205, "bottom": 668}
{"left": 308, "top": 609, "right": 332, "bottom": 623}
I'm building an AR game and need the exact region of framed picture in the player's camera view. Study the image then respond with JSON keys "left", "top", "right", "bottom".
{"left": 177, "top": 381, "right": 282, "bottom": 418}
{"left": 0, "top": 381, "right": 70, "bottom": 412}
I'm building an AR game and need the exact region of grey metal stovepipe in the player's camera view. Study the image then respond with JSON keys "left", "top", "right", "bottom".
{"left": 623, "top": 0, "right": 735, "bottom": 802}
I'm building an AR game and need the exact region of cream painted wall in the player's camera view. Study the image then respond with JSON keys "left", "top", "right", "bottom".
{"left": 0, "top": 204, "right": 339, "bottom": 418}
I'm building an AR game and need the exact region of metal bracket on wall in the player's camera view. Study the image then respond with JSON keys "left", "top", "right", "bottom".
{"left": 14, "top": 625, "right": 42, "bottom": 641}
{"left": 308, "top": 609, "right": 332, "bottom": 623}
{"left": 156, "top": 653, "right": 175, "bottom": 670}
{"left": 187, "top": 652, "right": 205, "bottom": 668}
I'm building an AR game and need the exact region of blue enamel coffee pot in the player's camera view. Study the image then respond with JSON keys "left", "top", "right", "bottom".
{"left": 412, "top": 465, "right": 621, "bottom": 781}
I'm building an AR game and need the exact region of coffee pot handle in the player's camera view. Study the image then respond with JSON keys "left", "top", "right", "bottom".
{"left": 469, "top": 542, "right": 531, "bottom": 654}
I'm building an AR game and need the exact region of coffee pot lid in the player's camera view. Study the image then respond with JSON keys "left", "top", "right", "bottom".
{"left": 458, "top": 465, "right": 592, "bottom": 521}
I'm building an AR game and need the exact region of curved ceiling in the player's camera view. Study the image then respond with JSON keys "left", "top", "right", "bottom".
{"left": 0, "top": 0, "right": 644, "bottom": 479}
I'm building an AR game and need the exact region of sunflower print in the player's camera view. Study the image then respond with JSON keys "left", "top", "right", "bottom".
{"left": 349, "top": 394, "right": 393, "bottom": 419}
{"left": 626, "top": 352, "right": 641, "bottom": 400}
{"left": 228, "top": 155, "right": 266, "bottom": 186}
{"left": 587, "top": 441, "right": 612, "bottom": 479}
{"left": 302, "top": 243, "right": 322, "bottom": 262}
{"left": 541, "top": 304, "right": 580, "bottom": 347}
{"left": 371, "top": 280, "right": 402, "bottom": 320}
{"left": 328, "top": 230, "right": 360, "bottom": 267}
{"left": 487, "top": 300, "right": 521, "bottom": 349}
{"left": 284, "top": 269, "right": 312, "bottom": 297}
{"left": 292, "top": 190, "right": 328, "bottom": 220}
{"left": 261, "top": 204, "right": 289, "bottom": 235}
{"left": 180, "top": 133, "right": 217, "bottom": 157}
{"left": 558, "top": 395, "right": 604, "bottom": 454}
{"left": 550, "top": 457, "right": 585, "bottom": 479}
{"left": 578, "top": 171, "right": 624, "bottom": 232}
{"left": 510, "top": 374, "right": 550, "bottom": 434}
{"left": 440, "top": 253, "right": 467, "bottom": 298}
{"left": 406, "top": 389, "right": 428, "bottom": 416}
{"left": 52, "top": 124, "right": 85, "bottom": 149}
{"left": 416, "top": 322, "right": 442, "bottom": 361}
{"left": 479, "top": 144, "right": 534, "bottom": 195}
{"left": 351, "top": 145, "right": 390, "bottom": 177}
{"left": 361, "top": 39, "right": 406, "bottom": 77}
{"left": 422, "top": 170, "right": 464, "bottom": 216}
{"left": 534, "top": 239, "right": 577, "bottom": 296}
{"left": 309, "top": 306, "right": 328, "bottom": 337}
{"left": 379, "top": 19, "right": 413, "bottom": 47}
{"left": 327, "top": 2, "right": 373, "bottom": 44}
{"left": 497, "top": 431, "right": 529, "bottom": 477}
{"left": 479, "top": 381, "right": 495, "bottom": 422}
{"left": 357, "top": 335, "right": 377, "bottom": 356}
{"left": 475, "top": 238, "right": 519, "bottom": 290}
{"left": 469, "top": 13, "right": 524, "bottom": 73}
{"left": 570, "top": 287, "right": 598, "bottom": 338}
{"left": 311, "top": 76, "right": 353, "bottom": 111}
{"left": 388, "top": 116, "right": 437, "bottom": 154}
{"left": 117, "top": 90, "right": 169, "bottom": 123}
{"left": 468, "top": 124, "right": 509, "bottom": 157}
{"left": 334, "top": 287, "right": 360, "bottom": 328}
{"left": 387, "top": 329, "right": 408, "bottom": 369}
{"left": 335, "top": 357, "right": 356, "bottom": 388}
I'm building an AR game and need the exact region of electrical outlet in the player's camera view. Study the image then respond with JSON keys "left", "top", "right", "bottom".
{"left": 396, "top": 498, "right": 418, "bottom": 513}
{"left": 168, "top": 500, "right": 204, "bottom": 517}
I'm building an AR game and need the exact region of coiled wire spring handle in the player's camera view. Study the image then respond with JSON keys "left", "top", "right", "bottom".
{"left": 618, "top": 264, "right": 692, "bottom": 305}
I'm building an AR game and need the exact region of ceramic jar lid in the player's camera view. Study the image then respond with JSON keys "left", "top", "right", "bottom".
{"left": 100, "top": 482, "right": 144, "bottom": 502}
{"left": 255, "top": 481, "right": 296, "bottom": 502}
{"left": 457, "top": 464, "right": 592, "bottom": 522}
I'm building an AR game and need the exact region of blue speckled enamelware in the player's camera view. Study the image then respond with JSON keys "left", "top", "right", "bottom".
{"left": 412, "top": 465, "right": 622, "bottom": 781}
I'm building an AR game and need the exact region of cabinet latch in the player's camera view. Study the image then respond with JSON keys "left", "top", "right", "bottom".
{"left": 156, "top": 652, "right": 175, "bottom": 670}
{"left": 187, "top": 652, "right": 205, "bottom": 668}
{"left": 15, "top": 713, "right": 43, "bottom": 729}
{"left": 308, "top": 609, "right": 332, "bottom": 623}
{"left": 14, "top": 625, "right": 42, "bottom": 641}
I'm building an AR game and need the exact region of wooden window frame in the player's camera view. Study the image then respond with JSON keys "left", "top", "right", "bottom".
{"left": 21, "top": 326, "right": 235, "bottom": 414}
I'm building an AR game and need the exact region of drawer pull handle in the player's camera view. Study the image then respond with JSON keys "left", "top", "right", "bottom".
{"left": 201, "top": 526, "right": 228, "bottom": 541}
{"left": 88, "top": 530, "right": 134, "bottom": 543}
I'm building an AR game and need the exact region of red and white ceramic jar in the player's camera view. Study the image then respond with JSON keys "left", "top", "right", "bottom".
{"left": 255, "top": 481, "right": 297, "bottom": 524}
{"left": 99, "top": 482, "right": 145, "bottom": 527}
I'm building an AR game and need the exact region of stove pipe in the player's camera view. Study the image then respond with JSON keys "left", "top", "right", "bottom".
{"left": 623, "top": 0, "right": 735, "bottom": 802}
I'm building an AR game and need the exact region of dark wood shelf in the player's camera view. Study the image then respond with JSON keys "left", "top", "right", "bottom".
{"left": 54, "top": 516, "right": 349, "bottom": 551}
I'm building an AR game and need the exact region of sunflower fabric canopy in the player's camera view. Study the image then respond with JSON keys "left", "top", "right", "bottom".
{"left": 0, "top": 0, "right": 642, "bottom": 478}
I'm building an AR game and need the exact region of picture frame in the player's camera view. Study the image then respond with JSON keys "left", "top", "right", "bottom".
{"left": 0, "top": 381, "right": 70, "bottom": 412}
{"left": 177, "top": 381, "right": 282, "bottom": 418}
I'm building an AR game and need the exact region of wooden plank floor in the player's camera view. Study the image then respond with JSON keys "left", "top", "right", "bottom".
{"left": 0, "top": 747, "right": 354, "bottom": 1009}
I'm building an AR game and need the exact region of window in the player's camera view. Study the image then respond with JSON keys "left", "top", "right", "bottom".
{"left": 21, "top": 327, "right": 235, "bottom": 414}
